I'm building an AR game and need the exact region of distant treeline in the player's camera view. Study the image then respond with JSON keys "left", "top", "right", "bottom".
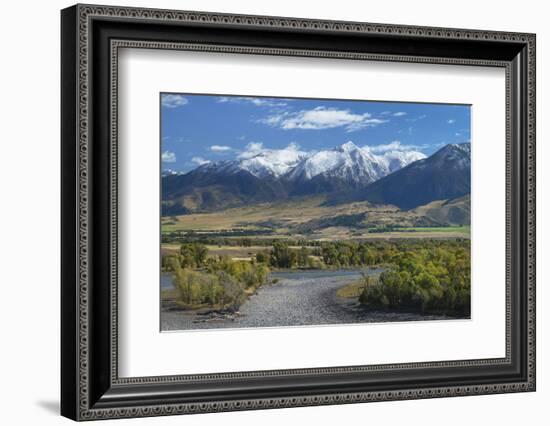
{"left": 258, "top": 239, "right": 469, "bottom": 273}
{"left": 162, "top": 230, "right": 275, "bottom": 244}
{"left": 163, "top": 233, "right": 324, "bottom": 247}
{"left": 161, "top": 222, "right": 464, "bottom": 244}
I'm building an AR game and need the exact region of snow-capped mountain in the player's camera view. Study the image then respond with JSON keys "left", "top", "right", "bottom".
{"left": 351, "top": 143, "right": 471, "bottom": 209}
{"left": 286, "top": 141, "right": 387, "bottom": 185}
{"left": 378, "top": 149, "right": 427, "bottom": 173}
{"left": 429, "top": 143, "right": 471, "bottom": 170}
{"left": 195, "top": 145, "right": 306, "bottom": 179}
{"left": 194, "top": 141, "right": 425, "bottom": 186}
{"left": 238, "top": 146, "right": 306, "bottom": 178}
{"left": 161, "top": 169, "right": 184, "bottom": 177}
{"left": 161, "top": 141, "right": 455, "bottom": 215}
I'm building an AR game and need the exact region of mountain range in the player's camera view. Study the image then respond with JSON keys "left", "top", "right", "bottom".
{"left": 330, "top": 143, "right": 471, "bottom": 209}
{"left": 162, "top": 142, "right": 470, "bottom": 215}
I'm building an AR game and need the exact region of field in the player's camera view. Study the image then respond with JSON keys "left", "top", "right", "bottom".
{"left": 161, "top": 196, "right": 470, "bottom": 243}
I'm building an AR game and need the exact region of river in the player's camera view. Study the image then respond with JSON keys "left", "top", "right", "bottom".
{"left": 161, "top": 269, "right": 450, "bottom": 331}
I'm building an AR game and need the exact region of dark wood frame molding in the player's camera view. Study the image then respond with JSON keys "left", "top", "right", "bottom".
{"left": 61, "top": 4, "right": 536, "bottom": 421}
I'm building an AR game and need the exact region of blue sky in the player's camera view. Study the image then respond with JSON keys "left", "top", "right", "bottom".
{"left": 161, "top": 93, "right": 471, "bottom": 173}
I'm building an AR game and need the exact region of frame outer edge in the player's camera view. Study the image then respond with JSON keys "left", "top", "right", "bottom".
{"left": 61, "top": 4, "right": 80, "bottom": 422}
{"left": 75, "top": 2, "right": 94, "bottom": 420}
{"left": 527, "top": 34, "right": 536, "bottom": 390}
{"left": 65, "top": 4, "right": 536, "bottom": 421}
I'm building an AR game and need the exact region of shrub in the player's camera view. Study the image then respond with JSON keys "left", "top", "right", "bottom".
{"left": 173, "top": 268, "right": 219, "bottom": 305}
{"left": 217, "top": 271, "right": 245, "bottom": 309}
{"left": 358, "top": 240, "right": 471, "bottom": 316}
{"left": 172, "top": 254, "right": 271, "bottom": 309}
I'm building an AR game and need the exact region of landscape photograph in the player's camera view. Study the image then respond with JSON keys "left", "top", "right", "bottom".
{"left": 159, "top": 93, "right": 472, "bottom": 331}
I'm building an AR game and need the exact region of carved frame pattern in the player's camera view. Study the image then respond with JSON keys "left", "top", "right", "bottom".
{"left": 61, "top": 4, "right": 536, "bottom": 421}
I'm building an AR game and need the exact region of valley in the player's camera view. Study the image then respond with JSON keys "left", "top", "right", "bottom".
{"left": 161, "top": 194, "right": 470, "bottom": 244}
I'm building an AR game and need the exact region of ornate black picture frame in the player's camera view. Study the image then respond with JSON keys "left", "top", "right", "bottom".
{"left": 61, "top": 4, "right": 536, "bottom": 421}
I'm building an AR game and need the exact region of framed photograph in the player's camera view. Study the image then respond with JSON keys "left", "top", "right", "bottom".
{"left": 61, "top": 4, "right": 536, "bottom": 421}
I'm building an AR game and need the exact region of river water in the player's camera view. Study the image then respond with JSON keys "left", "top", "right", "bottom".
{"left": 161, "top": 269, "right": 450, "bottom": 331}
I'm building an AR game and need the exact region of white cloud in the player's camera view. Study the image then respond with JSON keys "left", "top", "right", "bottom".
{"left": 161, "top": 94, "right": 188, "bottom": 108}
{"left": 191, "top": 156, "right": 211, "bottom": 166}
{"left": 406, "top": 114, "right": 428, "bottom": 123}
{"left": 249, "top": 98, "right": 287, "bottom": 107}
{"left": 363, "top": 140, "right": 427, "bottom": 154}
{"left": 393, "top": 112, "right": 407, "bottom": 117}
{"left": 209, "top": 145, "right": 232, "bottom": 152}
{"left": 260, "top": 107, "right": 387, "bottom": 132}
{"left": 238, "top": 142, "right": 265, "bottom": 159}
{"left": 237, "top": 141, "right": 306, "bottom": 160}
{"left": 216, "top": 96, "right": 287, "bottom": 107}
{"left": 365, "top": 141, "right": 404, "bottom": 153}
{"left": 447, "top": 119, "right": 456, "bottom": 124}
{"left": 161, "top": 151, "right": 176, "bottom": 163}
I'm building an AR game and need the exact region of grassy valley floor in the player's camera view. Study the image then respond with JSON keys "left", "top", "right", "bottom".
{"left": 162, "top": 196, "right": 470, "bottom": 243}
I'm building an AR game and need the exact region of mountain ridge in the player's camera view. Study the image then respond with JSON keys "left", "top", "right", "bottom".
{"left": 162, "top": 142, "right": 469, "bottom": 215}
{"left": 342, "top": 143, "right": 471, "bottom": 209}
{"left": 193, "top": 141, "right": 425, "bottom": 184}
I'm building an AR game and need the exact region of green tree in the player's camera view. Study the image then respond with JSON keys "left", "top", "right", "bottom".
{"left": 297, "top": 246, "right": 309, "bottom": 267}
{"left": 270, "top": 242, "right": 295, "bottom": 268}
{"left": 379, "top": 270, "right": 404, "bottom": 307}
{"left": 255, "top": 250, "right": 270, "bottom": 264}
{"left": 179, "top": 242, "right": 208, "bottom": 268}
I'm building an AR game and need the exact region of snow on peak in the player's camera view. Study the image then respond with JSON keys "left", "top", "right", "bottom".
{"left": 161, "top": 168, "right": 183, "bottom": 177}
{"left": 287, "top": 141, "right": 386, "bottom": 184}
{"left": 337, "top": 141, "right": 360, "bottom": 152}
{"left": 192, "top": 141, "right": 429, "bottom": 185}
{"left": 453, "top": 142, "right": 471, "bottom": 155}
{"left": 438, "top": 142, "right": 470, "bottom": 155}
{"left": 378, "top": 150, "right": 427, "bottom": 173}
{"left": 405, "top": 143, "right": 470, "bottom": 172}
{"left": 200, "top": 142, "right": 307, "bottom": 179}
{"left": 239, "top": 148, "right": 306, "bottom": 178}
{"left": 432, "top": 143, "right": 471, "bottom": 169}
